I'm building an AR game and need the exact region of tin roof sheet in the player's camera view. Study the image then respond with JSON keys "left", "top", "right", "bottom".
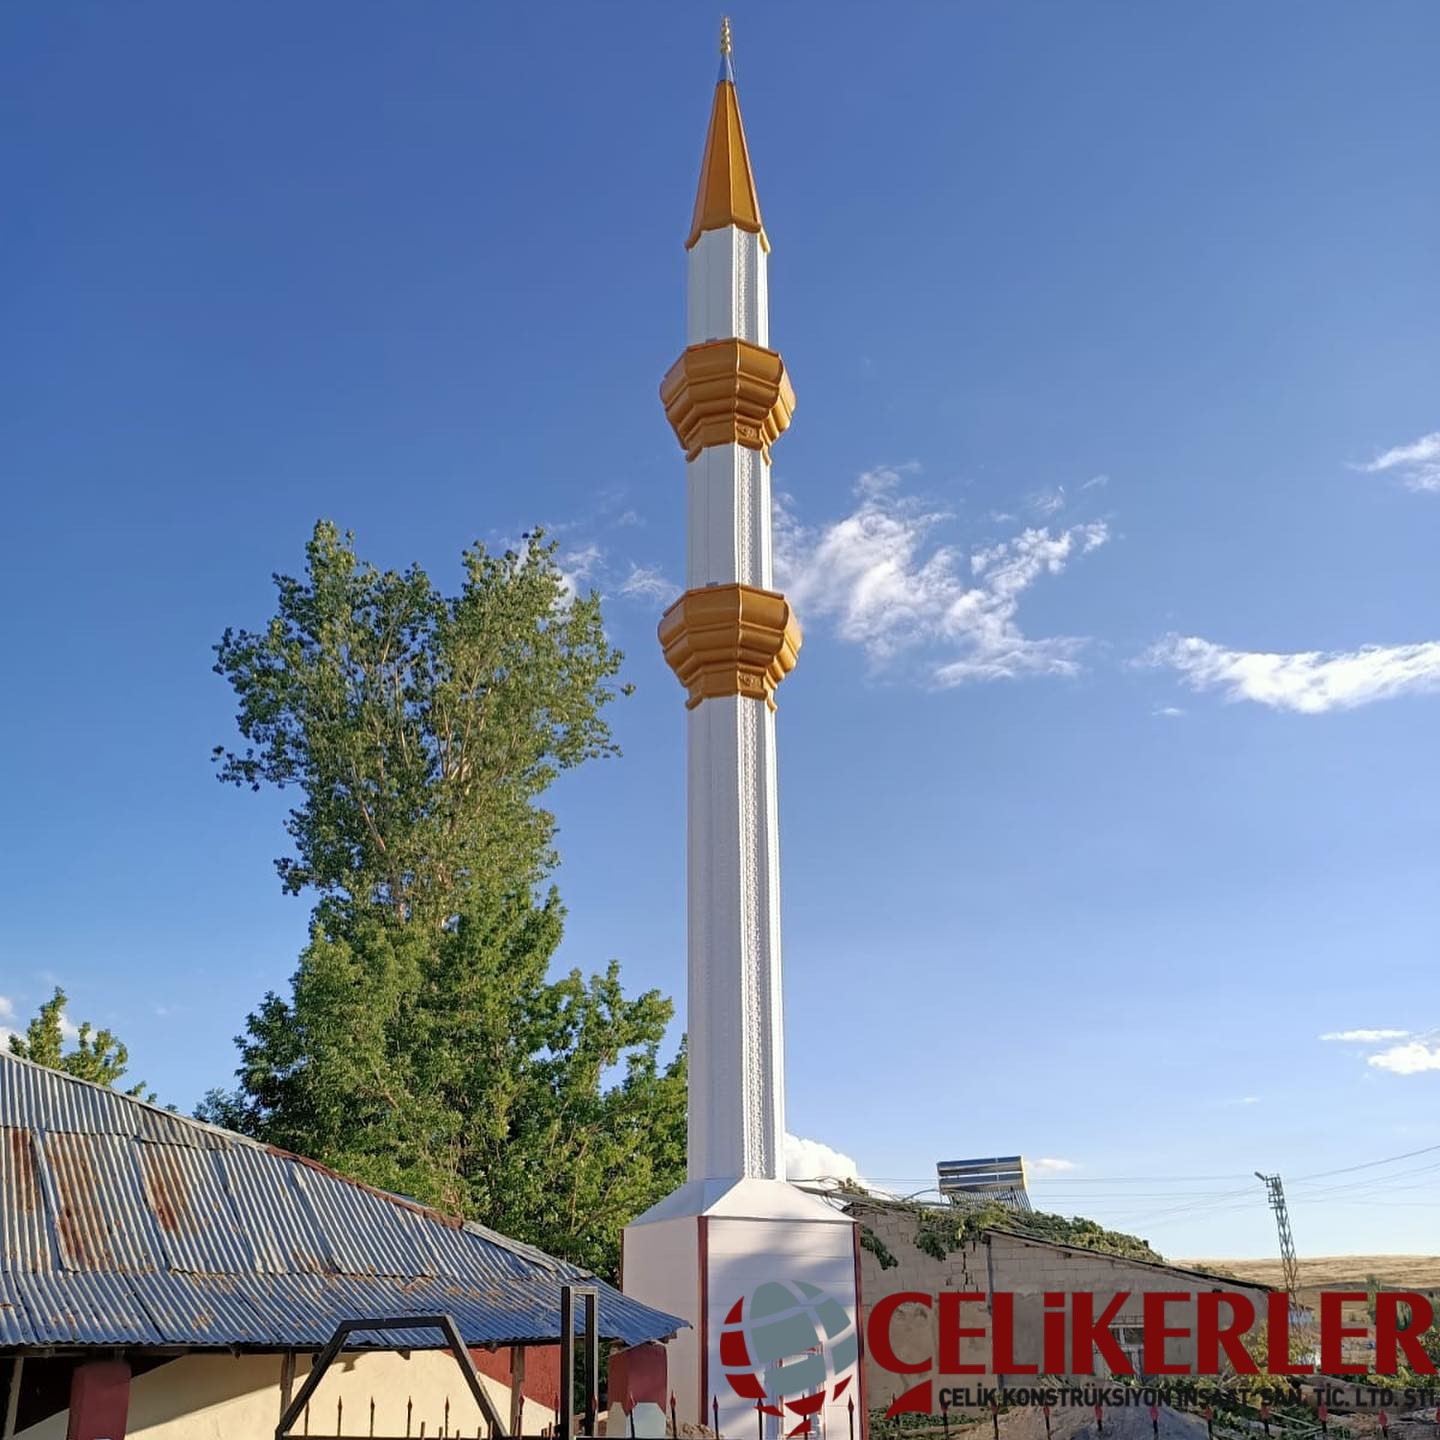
{"left": 0, "top": 1051, "right": 684, "bottom": 1352}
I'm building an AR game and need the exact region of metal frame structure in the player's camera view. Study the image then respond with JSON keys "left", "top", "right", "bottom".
{"left": 274, "top": 1286, "right": 602, "bottom": 1440}
{"left": 937, "top": 1156, "right": 1031, "bottom": 1212}
{"left": 558, "top": 1285, "right": 599, "bottom": 1440}
{"left": 274, "top": 1314, "right": 506, "bottom": 1440}
{"left": 1255, "top": 1172, "right": 1303, "bottom": 1308}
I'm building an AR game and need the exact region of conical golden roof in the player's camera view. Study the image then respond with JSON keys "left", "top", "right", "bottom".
{"left": 685, "top": 20, "right": 768, "bottom": 251}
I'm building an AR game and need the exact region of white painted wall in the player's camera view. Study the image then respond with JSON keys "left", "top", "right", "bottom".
{"left": 13, "top": 1349, "right": 547, "bottom": 1440}
{"left": 624, "top": 1215, "right": 701, "bottom": 1422}
{"left": 706, "top": 1215, "right": 860, "bottom": 1440}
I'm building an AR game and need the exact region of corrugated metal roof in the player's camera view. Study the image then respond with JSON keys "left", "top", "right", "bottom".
{"left": 0, "top": 1051, "right": 685, "bottom": 1352}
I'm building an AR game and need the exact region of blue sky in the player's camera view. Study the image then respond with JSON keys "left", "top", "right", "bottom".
{"left": 2, "top": 2, "right": 1437, "bottom": 1260}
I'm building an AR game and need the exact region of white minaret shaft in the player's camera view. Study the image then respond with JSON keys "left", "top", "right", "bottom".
{"left": 657, "top": 32, "right": 799, "bottom": 1184}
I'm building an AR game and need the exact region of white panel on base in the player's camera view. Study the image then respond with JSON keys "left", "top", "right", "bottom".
{"left": 625, "top": 1180, "right": 861, "bottom": 1439}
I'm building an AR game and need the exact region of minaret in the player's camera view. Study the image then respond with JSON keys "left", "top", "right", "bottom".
{"left": 657, "top": 11, "right": 799, "bottom": 1186}
{"left": 624, "top": 26, "right": 863, "bottom": 1440}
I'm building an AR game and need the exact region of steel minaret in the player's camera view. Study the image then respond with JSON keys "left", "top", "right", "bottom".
{"left": 656, "top": 13, "right": 799, "bottom": 1185}
{"left": 624, "top": 25, "right": 863, "bottom": 1440}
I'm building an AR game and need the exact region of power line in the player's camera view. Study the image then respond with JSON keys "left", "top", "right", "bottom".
{"left": 1292, "top": 1141, "right": 1440, "bottom": 1182}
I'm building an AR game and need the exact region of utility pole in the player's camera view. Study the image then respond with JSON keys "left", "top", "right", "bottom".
{"left": 1256, "top": 1171, "right": 1305, "bottom": 1332}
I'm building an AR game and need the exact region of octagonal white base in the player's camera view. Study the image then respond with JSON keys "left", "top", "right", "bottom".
{"left": 623, "top": 1179, "right": 865, "bottom": 1440}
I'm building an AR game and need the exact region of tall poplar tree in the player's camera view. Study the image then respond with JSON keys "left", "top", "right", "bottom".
{"left": 200, "top": 521, "right": 685, "bottom": 1276}
{"left": 8, "top": 987, "right": 153, "bottom": 1100}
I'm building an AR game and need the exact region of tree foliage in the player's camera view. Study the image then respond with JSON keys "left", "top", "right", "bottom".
{"left": 7, "top": 987, "right": 153, "bottom": 1100}
{"left": 851, "top": 1194, "right": 1163, "bottom": 1267}
{"left": 212, "top": 521, "right": 629, "bottom": 926}
{"left": 202, "top": 522, "right": 684, "bottom": 1277}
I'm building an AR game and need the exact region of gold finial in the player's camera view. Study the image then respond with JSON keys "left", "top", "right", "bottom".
{"left": 720, "top": 16, "right": 733, "bottom": 56}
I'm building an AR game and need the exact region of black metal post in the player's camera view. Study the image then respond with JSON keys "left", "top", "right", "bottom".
{"left": 713, "top": 1395, "right": 720, "bottom": 1437}
{"left": 584, "top": 1290, "right": 600, "bottom": 1438}
{"left": 560, "top": 1288, "right": 576, "bottom": 1440}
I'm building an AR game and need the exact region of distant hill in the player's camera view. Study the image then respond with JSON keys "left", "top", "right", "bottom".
{"left": 1180, "top": 1256, "right": 1440, "bottom": 1293}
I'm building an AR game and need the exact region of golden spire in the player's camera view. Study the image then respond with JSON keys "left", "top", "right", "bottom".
{"left": 685, "top": 19, "right": 767, "bottom": 251}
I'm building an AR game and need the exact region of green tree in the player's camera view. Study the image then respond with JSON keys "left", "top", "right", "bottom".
{"left": 8, "top": 987, "right": 154, "bottom": 1099}
{"left": 201, "top": 521, "right": 686, "bottom": 1277}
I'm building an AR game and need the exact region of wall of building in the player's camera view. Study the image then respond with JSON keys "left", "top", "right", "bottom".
{"left": 853, "top": 1204, "right": 1268, "bottom": 1415}
{"left": 12, "top": 1348, "right": 553, "bottom": 1440}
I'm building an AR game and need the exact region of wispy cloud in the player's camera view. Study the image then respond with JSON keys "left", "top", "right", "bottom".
{"left": 1153, "top": 705, "right": 1185, "bottom": 719}
{"left": 1320, "top": 1028, "right": 1409, "bottom": 1043}
{"left": 1368, "top": 1040, "right": 1440, "bottom": 1075}
{"left": 555, "top": 543, "right": 604, "bottom": 602}
{"left": 1082, "top": 474, "right": 1110, "bottom": 491}
{"left": 1030, "top": 1156, "right": 1078, "bottom": 1175}
{"left": 1146, "top": 635, "right": 1440, "bottom": 713}
{"left": 785, "top": 1132, "right": 862, "bottom": 1185}
{"left": 1356, "top": 431, "right": 1440, "bottom": 494}
{"left": 547, "top": 540, "right": 676, "bottom": 610}
{"left": 1028, "top": 486, "right": 1066, "bottom": 517}
{"left": 776, "top": 466, "right": 1110, "bottom": 687}
{"left": 617, "top": 563, "right": 676, "bottom": 602}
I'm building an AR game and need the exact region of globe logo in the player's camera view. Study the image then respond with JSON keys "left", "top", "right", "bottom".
{"left": 720, "top": 1281, "right": 859, "bottom": 1433}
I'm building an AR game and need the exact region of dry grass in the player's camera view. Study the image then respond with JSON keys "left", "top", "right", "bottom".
{"left": 1179, "top": 1256, "right": 1440, "bottom": 1292}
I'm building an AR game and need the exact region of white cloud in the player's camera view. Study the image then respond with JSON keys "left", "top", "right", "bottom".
{"left": 785, "top": 1133, "right": 863, "bottom": 1185}
{"left": 776, "top": 467, "right": 1109, "bottom": 687}
{"left": 617, "top": 563, "right": 675, "bottom": 602}
{"left": 1320, "top": 1028, "right": 1409, "bottom": 1043}
{"left": 1028, "top": 486, "right": 1066, "bottom": 517}
{"left": 0, "top": 996, "right": 13, "bottom": 1022}
{"left": 1357, "top": 431, "right": 1440, "bottom": 494}
{"left": 1147, "top": 635, "right": 1440, "bottom": 714}
{"left": 1082, "top": 474, "right": 1110, "bottom": 491}
{"left": 1153, "top": 705, "right": 1185, "bottom": 718}
{"left": 1368, "top": 1041, "right": 1440, "bottom": 1075}
{"left": 553, "top": 543, "right": 604, "bottom": 603}
{"left": 1030, "top": 1156, "right": 1078, "bottom": 1175}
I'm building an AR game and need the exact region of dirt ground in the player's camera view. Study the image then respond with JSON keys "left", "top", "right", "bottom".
{"left": 997, "top": 1402, "right": 1209, "bottom": 1440}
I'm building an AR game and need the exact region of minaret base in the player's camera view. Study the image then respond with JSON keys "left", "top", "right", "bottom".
{"left": 623, "top": 1179, "right": 865, "bottom": 1439}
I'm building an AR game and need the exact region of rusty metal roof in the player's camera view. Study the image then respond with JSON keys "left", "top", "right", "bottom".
{"left": 0, "top": 1051, "right": 684, "bottom": 1352}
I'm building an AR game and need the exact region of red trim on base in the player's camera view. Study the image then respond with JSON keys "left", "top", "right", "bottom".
{"left": 852, "top": 1220, "right": 869, "bottom": 1440}
{"left": 698, "top": 1215, "right": 710, "bottom": 1427}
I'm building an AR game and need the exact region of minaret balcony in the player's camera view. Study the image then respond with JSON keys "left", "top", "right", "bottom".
{"left": 658, "top": 583, "right": 802, "bottom": 710}
{"left": 660, "top": 339, "right": 795, "bottom": 462}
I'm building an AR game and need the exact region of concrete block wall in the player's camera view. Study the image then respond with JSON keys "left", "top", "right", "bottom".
{"left": 853, "top": 1204, "right": 1268, "bottom": 1415}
